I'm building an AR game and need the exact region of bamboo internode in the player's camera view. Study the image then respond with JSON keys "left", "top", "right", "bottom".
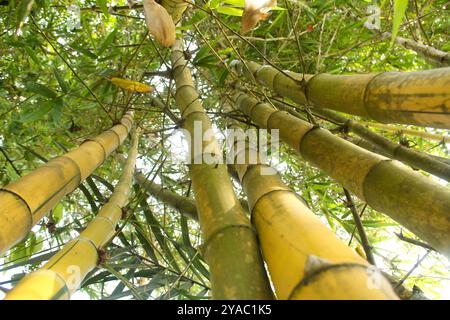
{"left": 4, "top": 130, "right": 139, "bottom": 300}
{"left": 231, "top": 60, "right": 450, "bottom": 128}
{"left": 0, "top": 112, "right": 133, "bottom": 255}
{"left": 225, "top": 101, "right": 397, "bottom": 299}
{"left": 171, "top": 39, "right": 273, "bottom": 299}
{"left": 298, "top": 107, "right": 450, "bottom": 181}
{"left": 234, "top": 92, "right": 450, "bottom": 258}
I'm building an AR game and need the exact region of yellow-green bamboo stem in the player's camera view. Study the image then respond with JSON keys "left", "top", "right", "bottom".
{"left": 296, "top": 107, "right": 450, "bottom": 181}
{"left": 224, "top": 101, "right": 396, "bottom": 299}
{"left": 359, "top": 121, "right": 450, "bottom": 144}
{"left": 161, "top": 0, "right": 187, "bottom": 24}
{"left": 0, "top": 112, "right": 133, "bottom": 255}
{"left": 382, "top": 32, "right": 450, "bottom": 67}
{"left": 234, "top": 91, "right": 450, "bottom": 258}
{"left": 4, "top": 130, "right": 139, "bottom": 300}
{"left": 231, "top": 60, "right": 450, "bottom": 128}
{"left": 171, "top": 38, "right": 273, "bottom": 299}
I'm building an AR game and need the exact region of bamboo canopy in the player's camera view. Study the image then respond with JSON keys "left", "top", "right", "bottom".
{"left": 224, "top": 100, "right": 397, "bottom": 299}
{"left": 4, "top": 130, "right": 139, "bottom": 300}
{"left": 233, "top": 91, "right": 450, "bottom": 258}
{"left": 171, "top": 38, "right": 273, "bottom": 299}
{"left": 231, "top": 60, "right": 450, "bottom": 128}
{"left": 0, "top": 112, "right": 133, "bottom": 255}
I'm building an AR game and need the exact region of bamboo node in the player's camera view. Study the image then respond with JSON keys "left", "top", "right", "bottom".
{"left": 97, "top": 248, "right": 109, "bottom": 266}
{"left": 121, "top": 207, "right": 129, "bottom": 220}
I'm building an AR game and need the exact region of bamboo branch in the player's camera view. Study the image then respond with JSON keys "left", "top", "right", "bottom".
{"left": 343, "top": 189, "right": 376, "bottom": 265}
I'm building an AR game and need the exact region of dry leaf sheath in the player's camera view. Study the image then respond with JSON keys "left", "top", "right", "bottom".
{"left": 241, "top": 0, "right": 277, "bottom": 33}
{"left": 143, "top": 0, "right": 176, "bottom": 47}
{"left": 111, "top": 77, "right": 153, "bottom": 93}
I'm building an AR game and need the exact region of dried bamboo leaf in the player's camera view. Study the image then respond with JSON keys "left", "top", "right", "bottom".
{"left": 143, "top": 0, "right": 176, "bottom": 48}
{"left": 241, "top": 0, "right": 277, "bottom": 33}
{"left": 111, "top": 77, "right": 153, "bottom": 93}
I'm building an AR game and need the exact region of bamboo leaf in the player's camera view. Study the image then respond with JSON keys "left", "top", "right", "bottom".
{"left": 15, "top": 0, "right": 35, "bottom": 33}
{"left": 391, "top": 0, "right": 408, "bottom": 46}
{"left": 52, "top": 67, "right": 70, "bottom": 93}
{"left": 24, "top": 82, "right": 57, "bottom": 98}
{"left": 216, "top": 6, "right": 243, "bottom": 16}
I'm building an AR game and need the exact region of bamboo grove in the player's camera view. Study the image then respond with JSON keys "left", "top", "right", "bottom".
{"left": 0, "top": 1, "right": 449, "bottom": 300}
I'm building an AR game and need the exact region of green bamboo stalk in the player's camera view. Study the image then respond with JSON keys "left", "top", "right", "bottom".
{"left": 170, "top": 38, "right": 273, "bottom": 299}
{"left": 234, "top": 91, "right": 450, "bottom": 258}
{"left": 231, "top": 60, "right": 450, "bottom": 128}
{"left": 286, "top": 105, "right": 450, "bottom": 181}
{"left": 224, "top": 99, "right": 396, "bottom": 299}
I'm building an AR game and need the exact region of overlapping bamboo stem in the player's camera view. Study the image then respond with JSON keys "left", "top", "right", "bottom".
{"left": 224, "top": 100, "right": 396, "bottom": 299}
{"left": 382, "top": 32, "right": 450, "bottom": 67}
{"left": 358, "top": 121, "right": 450, "bottom": 144}
{"left": 171, "top": 38, "right": 273, "bottom": 299}
{"left": 4, "top": 130, "right": 139, "bottom": 300}
{"left": 0, "top": 112, "right": 133, "bottom": 255}
{"left": 231, "top": 60, "right": 450, "bottom": 128}
{"left": 295, "top": 107, "right": 450, "bottom": 181}
{"left": 234, "top": 91, "right": 450, "bottom": 258}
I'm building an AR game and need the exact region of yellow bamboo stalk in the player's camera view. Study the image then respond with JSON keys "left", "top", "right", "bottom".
{"left": 359, "top": 121, "right": 450, "bottom": 144}
{"left": 161, "top": 0, "right": 187, "bottom": 24}
{"left": 224, "top": 100, "right": 397, "bottom": 299}
{"left": 4, "top": 130, "right": 139, "bottom": 300}
{"left": 171, "top": 38, "right": 273, "bottom": 299}
{"left": 231, "top": 60, "right": 450, "bottom": 128}
{"left": 0, "top": 112, "right": 133, "bottom": 255}
{"left": 234, "top": 91, "right": 450, "bottom": 258}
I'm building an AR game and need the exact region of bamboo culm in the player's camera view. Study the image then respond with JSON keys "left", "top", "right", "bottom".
{"left": 234, "top": 91, "right": 450, "bottom": 258}
{"left": 4, "top": 130, "right": 139, "bottom": 300}
{"left": 0, "top": 112, "right": 133, "bottom": 255}
{"left": 231, "top": 60, "right": 450, "bottom": 128}
{"left": 171, "top": 38, "right": 273, "bottom": 299}
{"left": 224, "top": 99, "right": 397, "bottom": 299}
{"left": 294, "top": 106, "right": 450, "bottom": 181}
